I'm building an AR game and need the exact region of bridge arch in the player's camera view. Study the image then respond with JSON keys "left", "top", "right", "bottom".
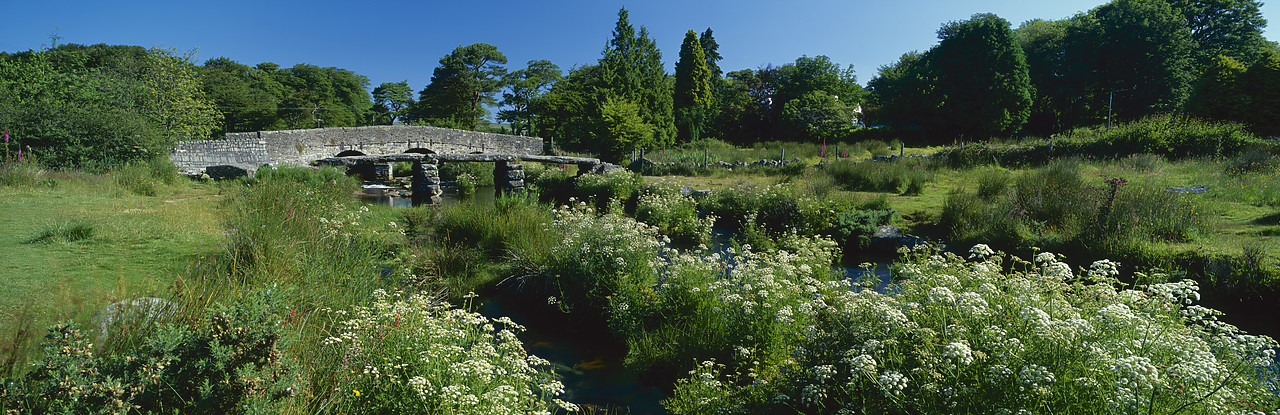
{"left": 405, "top": 148, "right": 436, "bottom": 155}
{"left": 335, "top": 150, "right": 366, "bottom": 157}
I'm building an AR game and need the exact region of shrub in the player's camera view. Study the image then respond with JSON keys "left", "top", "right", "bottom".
{"left": 114, "top": 162, "right": 159, "bottom": 196}
{"left": 319, "top": 290, "right": 575, "bottom": 415}
{"left": 822, "top": 159, "right": 934, "bottom": 195}
{"left": 508, "top": 205, "right": 662, "bottom": 317}
{"left": 664, "top": 246, "right": 1280, "bottom": 414}
{"left": 253, "top": 165, "right": 357, "bottom": 197}
{"left": 0, "top": 162, "right": 48, "bottom": 187}
{"left": 1095, "top": 114, "right": 1252, "bottom": 158}
{"left": 699, "top": 183, "right": 760, "bottom": 231}
{"left": 617, "top": 235, "right": 842, "bottom": 385}
{"left": 574, "top": 169, "right": 643, "bottom": 213}
{"left": 455, "top": 172, "right": 477, "bottom": 196}
{"left": 635, "top": 186, "right": 714, "bottom": 246}
{"left": 975, "top": 167, "right": 1012, "bottom": 200}
{"left": 438, "top": 162, "right": 494, "bottom": 187}
{"left": 3, "top": 289, "right": 297, "bottom": 414}
{"left": 830, "top": 208, "right": 897, "bottom": 254}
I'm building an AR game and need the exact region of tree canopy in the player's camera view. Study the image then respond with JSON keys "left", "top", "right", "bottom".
{"left": 409, "top": 43, "right": 508, "bottom": 130}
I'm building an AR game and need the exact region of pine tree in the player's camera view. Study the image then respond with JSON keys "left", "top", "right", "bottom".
{"left": 674, "top": 30, "right": 713, "bottom": 142}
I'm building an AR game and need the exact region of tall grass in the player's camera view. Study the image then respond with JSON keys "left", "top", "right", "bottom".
{"left": 820, "top": 158, "right": 935, "bottom": 195}
{"left": 941, "top": 160, "right": 1211, "bottom": 256}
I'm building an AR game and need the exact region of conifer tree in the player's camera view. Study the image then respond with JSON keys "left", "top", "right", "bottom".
{"left": 675, "top": 30, "right": 713, "bottom": 142}
{"left": 599, "top": 8, "right": 674, "bottom": 152}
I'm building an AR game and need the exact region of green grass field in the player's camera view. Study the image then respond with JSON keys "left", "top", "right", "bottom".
{"left": 0, "top": 170, "right": 224, "bottom": 362}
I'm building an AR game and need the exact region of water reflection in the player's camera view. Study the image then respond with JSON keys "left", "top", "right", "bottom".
{"left": 359, "top": 183, "right": 497, "bottom": 207}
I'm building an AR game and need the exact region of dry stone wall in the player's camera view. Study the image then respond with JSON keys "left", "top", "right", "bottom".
{"left": 170, "top": 137, "right": 270, "bottom": 176}
{"left": 171, "top": 126, "right": 545, "bottom": 176}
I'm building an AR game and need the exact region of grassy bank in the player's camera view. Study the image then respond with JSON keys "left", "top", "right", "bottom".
{"left": 0, "top": 162, "right": 225, "bottom": 373}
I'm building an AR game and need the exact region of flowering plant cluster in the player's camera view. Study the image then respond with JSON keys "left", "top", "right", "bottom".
{"left": 635, "top": 186, "right": 716, "bottom": 246}
{"left": 322, "top": 290, "right": 575, "bottom": 415}
{"left": 511, "top": 202, "right": 666, "bottom": 315}
{"left": 665, "top": 243, "right": 1280, "bottom": 414}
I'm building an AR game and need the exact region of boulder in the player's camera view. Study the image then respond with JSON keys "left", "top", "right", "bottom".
{"left": 204, "top": 164, "right": 255, "bottom": 180}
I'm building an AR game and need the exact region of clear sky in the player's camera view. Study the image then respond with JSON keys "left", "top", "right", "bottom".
{"left": 4, "top": 0, "right": 1279, "bottom": 93}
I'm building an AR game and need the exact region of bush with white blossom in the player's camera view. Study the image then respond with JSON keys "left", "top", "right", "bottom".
{"left": 664, "top": 244, "right": 1280, "bottom": 414}
{"left": 321, "top": 290, "right": 574, "bottom": 414}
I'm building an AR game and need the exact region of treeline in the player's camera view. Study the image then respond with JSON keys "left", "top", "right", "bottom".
{"left": 0, "top": 44, "right": 219, "bottom": 168}
{"left": 867, "top": 0, "right": 1280, "bottom": 143}
{"left": 4, "top": 1, "right": 1277, "bottom": 169}
{"left": 0, "top": 43, "right": 374, "bottom": 169}
{"left": 384, "top": 9, "right": 867, "bottom": 160}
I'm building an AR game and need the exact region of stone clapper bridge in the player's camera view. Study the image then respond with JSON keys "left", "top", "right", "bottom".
{"left": 170, "top": 125, "right": 609, "bottom": 205}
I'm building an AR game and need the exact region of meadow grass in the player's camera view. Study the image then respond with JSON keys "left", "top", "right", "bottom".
{"left": 0, "top": 163, "right": 223, "bottom": 377}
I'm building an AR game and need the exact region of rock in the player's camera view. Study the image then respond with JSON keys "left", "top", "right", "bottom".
{"left": 680, "top": 186, "right": 694, "bottom": 196}
{"left": 93, "top": 297, "right": 173, "bottom": 345}
{"left": 589, "top": 163, "right": 625, "bottom": 174}
{"left": 1167, "top": 185, "right": 1207, "bottom": 194}
{"left": 691, "top": 190, "right": 712, "bottom": 198}
{"left": 204, "top": 164, "right": 254, "bottom": 180}
{"left": 506, "top": 170, "right": 526, "bottom": 180}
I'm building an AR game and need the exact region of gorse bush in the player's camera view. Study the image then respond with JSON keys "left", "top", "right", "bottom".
{"left": 1092, "top": 114, "right": 1252, "bottom": 158}
{"left": 664, "top": 245, "right": 1280, "bottom": 414}
{"left": 2, "top": 289, "right": 296, "bottom": 414}
{"left": 318, "top": 290, "right": 575, "bottom": 415}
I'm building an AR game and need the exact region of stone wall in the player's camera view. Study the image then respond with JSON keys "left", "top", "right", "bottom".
{"left": 170, "top": 137, "right": 271, "bottom": 176}
{"left": 173, "top": 125, "right": 545, "bottom": 175}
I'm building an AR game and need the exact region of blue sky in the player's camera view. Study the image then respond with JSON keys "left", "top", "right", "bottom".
{"left": 4, "top": 0, "right": 1278, "bottom": 93}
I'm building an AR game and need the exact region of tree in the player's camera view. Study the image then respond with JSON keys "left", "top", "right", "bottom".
{"left": 699, "top": 28, "right": 723, "bottom": 79}
{"left": 866, "top": 51, "right": 942, "bottom": 139}
{"left": 531, "top": 64, "right": 604, "bottom": 151}
{"left": 780, "top": 90, "right": 852, "bottom": 141}
{"left": 412, "top": 43, "right": 507, "bottom": 130}
{"left": 371, "top": 81, "right": 413, "bottom": 124}
{"left": 600, "top": 8, "right": 675, "bottom": 149}
{"left": 1244, "top": 51, "right": 1280, "bottom": 135}
{"left": 1017, "top": 18, "right": 1075, "bottom": 135}
{"left": 599, "top": 96, "right": 655, "bottom": 160}
{"left": 1185, "top": 54, "right": 1250, "bottom": 122}
{"left": 1165, "top": 0, "right": 1270, "bottom": 65}
{"left": 499, "top": 60, "right": 560, "bottom": 136}
{"left": 1085, "top": 0, "right": 1196, "bottom": 120}
{"left": 200, "top": 57, "right": 282, "bottom": 134}
{"left": 674, "top": 30, "right": 713, "bottom": 142}
{"left": 929, "top": 13, "right": 1033, "bottom": 138}
{"left": 139, "top": 47, "right": 220, "bottom": 142}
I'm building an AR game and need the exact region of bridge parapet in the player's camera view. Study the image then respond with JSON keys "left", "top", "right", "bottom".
{"left": 174, "top": 125, "right": 545, "bottom": 177}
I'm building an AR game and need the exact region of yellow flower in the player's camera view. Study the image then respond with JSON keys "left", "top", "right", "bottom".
{"left": 353, "top": 389, "right": 360, "bottom": 397}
